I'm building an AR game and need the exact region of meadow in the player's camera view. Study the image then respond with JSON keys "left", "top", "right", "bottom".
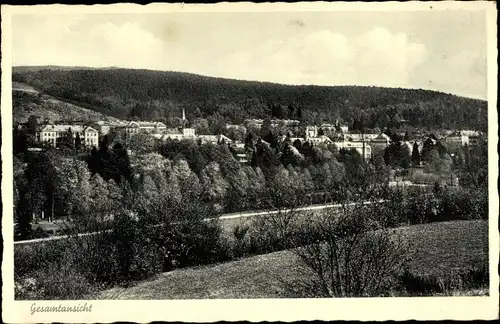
{"left": 94, "top": 219, "right": 488, "bottom": 299}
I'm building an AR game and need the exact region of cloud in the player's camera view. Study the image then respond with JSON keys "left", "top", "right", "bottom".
{"left": 13, "top": 16, "right": 166, "bottom": 69}
{"left": 12, "top": 15, "right": 485, "bottom": 99}
{"left": 208, "top": 27, "right": 428, "bottom": 88}
{"left": 410, "top": 50, "right": 486, "bottom": 99}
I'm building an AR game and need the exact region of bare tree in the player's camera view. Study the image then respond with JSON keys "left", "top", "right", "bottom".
{"left": 290, "top": 204, "right": 410, "bottom": 297}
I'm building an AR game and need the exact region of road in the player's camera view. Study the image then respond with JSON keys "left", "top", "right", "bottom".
{"left": 14, "top": 199, "right": 385, "bottom": 245}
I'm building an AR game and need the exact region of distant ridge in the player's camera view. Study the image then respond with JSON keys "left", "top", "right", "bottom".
{"left": 12, "top": 65, "right": 482, "bottom": 100}
{"left": 13, "top": 65, "right": 123, "bottom": 72}
{"left": 12, "top": 66, "right": 487, "bottom": 131}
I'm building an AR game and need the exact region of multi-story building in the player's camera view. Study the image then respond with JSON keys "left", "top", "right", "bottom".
{"left": 305, "top": 125, "right": 318, "bottom": 138}
{"left": 444, "top": 133, "right": 469, "bottom": 151}
{"left": 37, "top": 124, "right": 99, "bottom": 147}
{"left": 152, "top": 127, "right": 196, "bottom": 141}
{"left": 368, "top": 133, "right": 391, "bottom": 156}
{"left": 197, "top": 134, "right": 233, "bottom": 145}
{"left": 94, "top": 120, "right": 128, "bottom": 135}
{"left": 243, "top": 119, "right": 300, "bottom": 129}
{"left": 125, "top": 121, "right": 167, "bottom": 135}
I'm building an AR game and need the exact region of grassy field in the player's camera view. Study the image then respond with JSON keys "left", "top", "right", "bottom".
{"left": 94, "top": 219, "right": 488, "bottom": 299}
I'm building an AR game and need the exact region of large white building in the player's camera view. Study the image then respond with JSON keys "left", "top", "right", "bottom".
{"left": 37, "top": 124, "right": 99, "bottom": 147}
{"left": 125, "top": 121, "right": 167, "bottom": 135}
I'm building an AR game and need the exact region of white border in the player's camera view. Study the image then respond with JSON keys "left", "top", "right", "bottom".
{"left": 2, "top": 2, "right": 499, "bottom": 322}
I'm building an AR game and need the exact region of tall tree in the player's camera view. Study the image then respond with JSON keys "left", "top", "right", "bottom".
{"left": 260, "top": 118, "right": 272, "bottom": 138}
{"left": 297, "top": 105, "right": 303, "bottom": 120}
{"left": 200, "top": 162, "right": 229, "bottom": 211}
{"left": 411, "top": 142, "right": 421, "bottom": 166}
{"left": 27, "top": 115, "right": 39, "bottom": 136}
{"left": 59, "top": 128, "right": 74, "bottom": 151}
{"left": 74, "top": 132, "right": 82, "bottom": 151}
{"left": 287, "top": 104, "right": 295, "bottom": 119}
{"left": 244, "top": 132, "right": 255, "bottom": 151}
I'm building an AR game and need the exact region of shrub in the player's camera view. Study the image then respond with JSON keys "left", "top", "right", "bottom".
{"left": 230, "top": 224, "right": 251, "bottom": 258}
{"left": 15, "top": 258, "right": 97, "bottom": 300}
{"left": 15, "top": 241, "right": 68, "bottom": 279}
{"left": 160, "top": 219, "right": 230, "bottom": 271}
{"left": 291, "top": 209, "right": 409, "bottom": 297}
{"left": 398, "top": 264, "right": 489, "bottom": 296}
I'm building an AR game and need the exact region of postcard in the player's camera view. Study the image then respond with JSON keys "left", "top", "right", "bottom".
{"left": 2, "top": 1, "right": 498, "bottom": 322}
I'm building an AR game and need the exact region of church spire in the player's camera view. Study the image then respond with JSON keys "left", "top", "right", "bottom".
{"left": 182, "top": 108, "right": 186, "bottom": 121}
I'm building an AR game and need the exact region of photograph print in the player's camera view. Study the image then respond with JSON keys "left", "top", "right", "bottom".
{"left": 2, "top": 1, "right": 498, "bottom": 322}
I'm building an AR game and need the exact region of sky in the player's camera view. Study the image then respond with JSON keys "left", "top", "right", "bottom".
{"left": 11, "top": 9, "right": 488, "bottom": 100}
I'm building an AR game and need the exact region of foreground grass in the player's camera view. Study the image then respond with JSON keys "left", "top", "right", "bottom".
{"left": 94, "top": 219, "right": 488, "bottom": 299}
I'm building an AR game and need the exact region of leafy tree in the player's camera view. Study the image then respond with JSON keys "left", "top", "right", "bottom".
{"left": 425, "top": 149, "right": 452, "bottom": 175}
{"left": 244, "top": 132, "right": 255, "bottom": 151}
{"left": 22, "top": 152, "right": 57, "bottom": 221}
{"left": 133, "top": 174, "right": 161, "bottom": 221}
{"left": 411, "top": 142, "right": 421, "bottom": 166}
{"left": 111, "top": 143, "right": 133, "bottom": 183}
{"left": 27, "top": 115, "right": 39, "bottom": 136}
{"left": 58, "top": 128, "right": 74, "bottom": 151}
{"left": 260, "top": 118, "right": 272, "bottom": 138}
{"left": 421, "top": 138, "right": 435, "bottom": 163}
{"left": 297, "top": 105, "right": 303, "bottom": 120}
{"left": 293, "top": 139, "right": 303, "bottom": 151}
{"left": 171, "top": 159, "right": 202, "bottom": 200}
{"left": 224, "top": 166, "right": 250, "bottom": 212}
{"left": 287, "top": 104, "right": 295, "bottom": 119}
{"left": 127, "top": 133, "right": 157, "bottom": 154}
{"left": 200, "top": 162, "right": 229, "bottom": 211}
{"left": 281, "top": 143, "right": 304, "bottom": 168}
{"left": 384, "top": 141, "right": 411, "bottom": 169}
{"left": 74, "top": 132, "right": 82, "bottom": 151}
{"left": 263, "top": 130, "right": 280, "bottom": 151}
{"left": 252, "top": 139, "right": 281, "bottom": 178}
{"left": 13, "top": 127, "right": 29, "bottom": 156}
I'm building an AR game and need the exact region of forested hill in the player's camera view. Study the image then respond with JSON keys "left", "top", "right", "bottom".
{"left": 12, "top": 67, "right": 487, "bottom": 131}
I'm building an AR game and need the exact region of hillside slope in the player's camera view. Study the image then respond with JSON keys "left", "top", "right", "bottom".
{"left": 94, "top": 220, "right": 488, "bottom": 299}
{"left": 12, "top": 81, "right": 122, "bottom": 123}
{"left": 12, "top": 67, "right": 487, "bottom": 130}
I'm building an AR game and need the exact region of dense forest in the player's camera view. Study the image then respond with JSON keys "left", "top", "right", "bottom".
{"left": 13, "top": 67, "right": 487, "bottom": 131}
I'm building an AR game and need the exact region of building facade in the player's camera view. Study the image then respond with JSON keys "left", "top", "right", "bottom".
{"left": 38, "top": 124, "right": 99, "bottom": 147}
{"left": 125, "top": 121, "right": 167, "bottom": 135}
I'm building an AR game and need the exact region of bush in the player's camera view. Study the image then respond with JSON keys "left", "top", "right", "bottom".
{"left": 291, "top": 209, "right": 409, "bottom": 297}
{"left": 15, "top": 257, "right": 97, "bottom": 300}
{"left": 398, "top": 264, "right": 489, "bottom": 296}
{"left": 160, "top": 220, "right": 230, "bottom": 271}
{"left": 15, "top": 241, "right": 68, "bottom": 279}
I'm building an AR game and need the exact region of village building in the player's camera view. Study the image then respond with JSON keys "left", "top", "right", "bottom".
{"left": 197, "top": 134, "right": 233, "bottom": 145}
{"left": 367, "top": 133, "right": 391, "bottom": 155}
{"left": 444, "top": 132, "right": 469, "bottom": 151}
{"left": 231, "top": 142, "right": 250, "bottom": 163}
{"left": 125, "top": 121, "right": 167, "bottom": 135}
{"left": 94, "top": 120, "right": 128, "bottom": 135}
{"left": 243, "top": 118, "right": 300, "bottom": 129}
{"left": 37, "top": 124, "right": 99, "bottom": 147}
